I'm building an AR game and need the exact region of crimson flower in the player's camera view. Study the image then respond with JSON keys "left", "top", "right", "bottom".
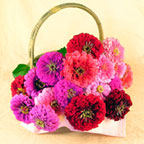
{"left": 67, "top": 33, "right": 104, "bottom": 59}
{"left": 104, "top": 89, "right": 132, "bottom": 121}
{"left": 11, "top": 75, "right": 27, "bottom": 96}
{"left": 65, "top": 94, "right": 106, "bottom": 131}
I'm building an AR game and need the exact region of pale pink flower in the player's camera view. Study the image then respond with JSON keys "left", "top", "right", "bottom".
{"left": 86, "top": 80, "right": 111, "bottom": 100}
{"left": 97, "top": 54, "right": 115, "bottom": 83}
{"left": 35, "top": 88, "right": 54, "bottom": 106}
{"left": 103, "top": 38, "right": 124, "bottom": 63}
{"left": 35, "top": 88, "right": 61, "bottom": 112}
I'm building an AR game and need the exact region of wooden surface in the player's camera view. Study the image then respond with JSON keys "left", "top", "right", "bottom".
{"left": 0, "top": 0, "right": 144, "bottom": 144}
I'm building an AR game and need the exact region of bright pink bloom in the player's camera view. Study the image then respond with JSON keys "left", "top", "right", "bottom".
{"left": 30, "top": 104, "right": 59, "bottom": 132}
{"left": 121, "top": 64, "right": 133, "bottom": 89}
{"left": 110, "top": 76, "right": 123, "bottom": 90}
{"left": 86, "top": 80, "right": 111, "bottom": 100}
{"left": 97, "top": 54, "right": 115, "bottom": 83}
{"left": 103, "top": 38, "right": 124, "bottom": 63}
{"left": 62, "top": 51, "right": 98, "bottom": 88}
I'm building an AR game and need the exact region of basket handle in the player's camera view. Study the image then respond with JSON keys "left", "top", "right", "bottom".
{"left": 28, "top": 3, "right": 104, "bottom": 68}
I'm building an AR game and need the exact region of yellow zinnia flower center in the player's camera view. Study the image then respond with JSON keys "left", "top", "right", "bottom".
{"left": 113, "top": 48, "right": 120, "bottom": 56}
{"left": 75, "top": 67, "right": 85, "bottom": 75}
{"left": 50, "top": 100, "right": 58, "bottom": 108}
{"left": 67, "top": 88, "right": 76, "bottom": 98}
{"left": 20, "top": 105, "right": 29, "bottom": 114}
{"left": 17, "top": 88, "right": 26, "bottom": 95}
{"left": 35, "top": 119, "right": 45, "bottom": 128}
{"left": 97, "top": 85, "right": 104, "bottom": 93}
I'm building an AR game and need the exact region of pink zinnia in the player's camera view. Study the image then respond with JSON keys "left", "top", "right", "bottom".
{"left": 35, "top": 88, "right": 54, "bottom": 106}
{"left": 86, "top": 80, "right": 111, "bottom": 100}
{"left": 35, "top": 88, "right": 61, "bottom": 112}
{"left": 97, "top": 54, "right": 115, "bottom": 83}
{"left": 114, "top": 62, "right": 126, "bottom": 78}
{"left": 103, "top": 38, "right": 124, "bottom": 63}
{"left": 62, "top": 51, "right": 98, "bottom": 88}
{"left": 121, "top": 64, "right": 133, "bottom": 89}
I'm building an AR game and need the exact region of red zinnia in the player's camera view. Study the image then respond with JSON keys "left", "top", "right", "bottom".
{"left": 11, "top": 75, "right": 27, "bottom": 96}
{"left": 105, "top": 89, "right": 132, "bottom": 121}
{"left": 61, "top": 51, "right": 98, "bottom": 88}
{"left": 67, "top": 33, "right": 104, "bottom": 59}
{"left": 64, "top": 94, "right": 106, "bottom": 131}
{"left": 121, "top": 64, "right": 133, "bottom": 89}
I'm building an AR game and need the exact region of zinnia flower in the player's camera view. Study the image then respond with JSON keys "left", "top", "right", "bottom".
{"left": 103, "top": 38, "right": 124, "bottom": 63}
{"left": 54, "top": 79, "right": 83, "bottom": 110}
{"left": 97, "top": 54, "right": 115, "bottom": 83}
{"left": 35, "top": 88, "right": 61, "bottom": 112}
{"left": 30, "top": 104, "right": 59, "bottom": 132}
{"left": 114, "top": 62, "right": 126, "bottom": 78}
{"left": 67, "top": 33, "right": 104, "bottom": 59}
{"left": 121, "top": 64, "right": 133, "bottom": 89}
{"left": 65, "top": 94, "right": 106, "bottom": 131}
{"left": 110, "top": 76, "right": 123, "bottom": 90}
{"left": 62, "top": 51, "right": 98, "bottom": 88}
{"left": 36, "top": 52, "right": 64, "bottom": 86}
{"left": 86, "top": 80, "right": 111, "bottom": 100}
{"left": 10, "top": 94, "right": 34, "bottom": 124}
{"left": 24, "top": 68, "right": 47, "bottom": 98}
{"left": 104, "top": 89, "right": 132, "bottom": 121}
{"left": 11, "top": 75, "right": 27, "bottom": 96}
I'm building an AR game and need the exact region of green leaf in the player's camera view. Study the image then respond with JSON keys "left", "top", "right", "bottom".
{"left": 12, "top": 64, "right": 30, "bottom": 78}
{"left": 57, "top": 47, "right": 67, "bottom": 56}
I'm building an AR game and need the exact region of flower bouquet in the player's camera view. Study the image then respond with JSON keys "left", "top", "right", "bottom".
{"left": 10, "top": 3, "right": 133, "bottom": 137}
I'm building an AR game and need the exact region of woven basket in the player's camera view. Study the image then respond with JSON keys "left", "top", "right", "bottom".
{"left": 20, "top": 3, "right": 126, "bottom": 137}
{"left": 9, "top": 2, "right": 133, "bottom": 137}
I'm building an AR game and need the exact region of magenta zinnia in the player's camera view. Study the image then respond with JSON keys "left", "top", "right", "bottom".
{"left": 30, "top": 104, "right": 59, "bottom": 132}
{"left": 36, "top": 52, "right": 64, "bottom": 86}
{"left": 109, "top": 76, "right": 123, "bottom": 91}
{"left": 54, "top": 79, "right": 83, "bottom": 110}
{"left": 24, "top": 68, "right": 47, "bottom": 98}
{"left": 10, "top": 94, "right": 34, "bottom": 124}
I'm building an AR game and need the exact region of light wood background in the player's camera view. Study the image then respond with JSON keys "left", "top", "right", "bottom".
{"left": 0, "top": 0, "right": 144, "bottom": 144}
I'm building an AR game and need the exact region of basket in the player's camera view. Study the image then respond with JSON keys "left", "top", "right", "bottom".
{"left": 10, "top": 3, "right": 133, "bottom": 137}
